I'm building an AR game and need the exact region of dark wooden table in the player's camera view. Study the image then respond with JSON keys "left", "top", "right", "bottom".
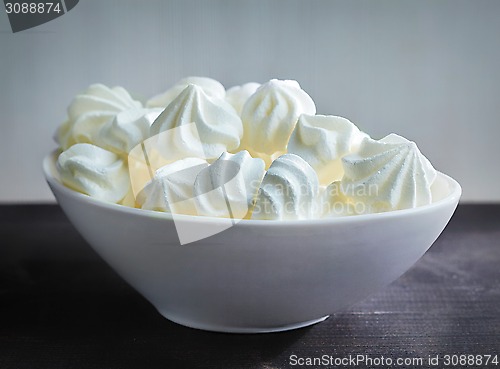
{"left": 0, "top": 204, "right": 499, "bottom": 369}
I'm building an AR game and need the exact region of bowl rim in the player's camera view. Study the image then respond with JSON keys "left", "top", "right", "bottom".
{"left": 43, "top": 150, "right": 462, "bottom": 226}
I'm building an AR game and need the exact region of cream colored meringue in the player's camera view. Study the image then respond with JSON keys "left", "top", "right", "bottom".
{"left": 194, "top": 151, "right": 265, "bottom": 219}
{"left": 118, "top": 188, "right": 138, "bottom": 208}
{"left": 147, "top": 76, "right": 226, "bottom": 108}
{"left": 321, "top": 181, "right": 359, "bottom": 217}
{"left": 56, "top": 84, "right": 142, "bottom": 150}
{"left": 288, "top": 115, "right": 367, "bottom": 185}
{"left": 95, "top": 108, "right": 163, "bottom": 156}
{"left": 136, "top": 157, "right": 208, "bottom": 214}
{"left": 240, "top": 79, "right": 316, "bottom": 157}
{"left": 54, "top": 78, "right": 443, "bottom": 218}
{"left": 339, "top": 134, "right": 437, "bottom": 213}
{"left": 56, "top": 143, "right": 130, "bottom": 203}
{"left": 225, "top": 82, "right": 260, "bottom": 115}
{"left": 252, "top": 154, "right": 319, "bottom": 220}
{"left": 149, "top": 84, "right": 243, "bottom": 161}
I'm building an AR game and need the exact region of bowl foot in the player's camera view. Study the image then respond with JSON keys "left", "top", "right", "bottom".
{"left": 157, "top": 311, "right": 330, "bottom": 333}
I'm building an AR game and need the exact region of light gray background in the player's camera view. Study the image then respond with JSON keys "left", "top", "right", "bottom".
{"left": 1, "top": 0, "right": 499, "bottom": 202}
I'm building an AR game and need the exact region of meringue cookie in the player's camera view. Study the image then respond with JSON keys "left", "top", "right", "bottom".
{"left": 95, "top": 108, "right": 163, "bottom": 156}
{"left": 119, "top": 188, "right": 138, "bottom": 208}
{"left": 147, "top": 76, "right": 226, "bottom": 108}
{"left": 321, "top": 181, "right": 360, "bottom": 217}
{"left": 149, "top": 84, "right": 243, "bottom": 161}
{"left": 56, "top": 143, "right": 130, "bottom": 203}
{"left": 380, "top": 133, "right": 437, "bottom": 183}
{"left": 339, "top": 134, "right": 437, "bottom": 213}
{"left": 252, "top": 154, "right": 320, "bottom": 220}
{"left": 288, "top": 115, "right": 367, "bottom": 185}
{"left": 194, "top": 151, "right": 265, "bottom": 219}
{"left": 240, "top": 79, "right": 316, "bottom": 156}
{"left": 56, "top": 84, "right": 142, "bottom": 150}
{"left": 137, "top": 157, "right": 208, "bottom": 214}
{"left": 225, "top": 82, "right": 260, "bottom": 115}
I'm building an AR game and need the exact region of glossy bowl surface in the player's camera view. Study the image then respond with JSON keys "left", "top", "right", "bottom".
{"left": 44, "top": 152, "right": 461, "bottom": 333}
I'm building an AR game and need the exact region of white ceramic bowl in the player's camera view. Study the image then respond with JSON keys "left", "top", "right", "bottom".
{"left": 43, "top": 151, "right": 461, "bottom": 333}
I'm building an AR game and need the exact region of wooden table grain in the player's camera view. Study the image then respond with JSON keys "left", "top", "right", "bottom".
{"left": 0, "top": 204, "right": 499, "bottom": 369}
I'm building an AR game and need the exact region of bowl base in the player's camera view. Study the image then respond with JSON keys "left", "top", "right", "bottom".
{"left": 157, "top": 311, "right": 330, "bottom": 333}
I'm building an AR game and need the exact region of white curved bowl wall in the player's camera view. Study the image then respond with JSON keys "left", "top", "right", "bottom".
{"left": 44, "top": 152, "right": 461, "bottom": 333}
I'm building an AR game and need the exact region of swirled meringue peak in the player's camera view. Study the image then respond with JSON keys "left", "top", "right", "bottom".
{"left": 147, "top": 76, "right": 226, "bottom": 108}
{"left": 194, "top": 150, "right": 265, "bottom": 219}
{"left": 56, "top": 143, "right": 130, "bottom": 203}
{"left": 95, "top": 108, "right": 163, "bottom": 156}
{"left": 56, "top": 84, "right": 142, "bottom": 150}
{"left": 53, "top": 78, "right": 445, "bottom": 220}
{"left": 252, "top": 154, "right": 320, "bottom": 220}
{"left": 137, "top": 157, "right": 208, "bottom": 214}
{"left": 149, "top": 84, "right": 243, "bottom": 161}
{"left": 288, "top": 115, "right": 368, "bottom": 185}
{"left": 225, "top": 82, "right": 260, "bottom": 115}
{"left": 240, "top": 79, "right": 316, "bottom": 157}
{"left": 338, "top": 133, "right": 437, "bottom": 213}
